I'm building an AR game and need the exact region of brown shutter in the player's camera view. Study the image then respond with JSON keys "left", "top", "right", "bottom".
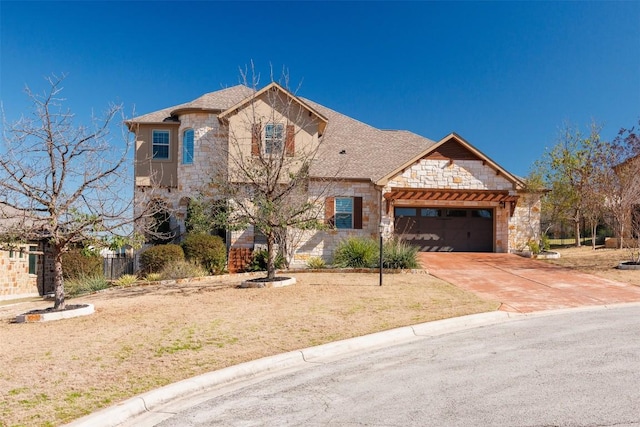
{"left": 353, "top": 197, "right": 363, "bottom": 229}
{"left": 285, "top": 124, "right": 295, "bottom": 157}
{"left": 325, "top": 196, "right": 335, "bottom": 227}
{"left": 251, "top": 123, "right": 261, "bottom": 156}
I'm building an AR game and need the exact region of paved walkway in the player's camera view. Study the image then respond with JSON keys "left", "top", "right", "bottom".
{"left": 419, "top": 252, "right": 640, "bottom": 313}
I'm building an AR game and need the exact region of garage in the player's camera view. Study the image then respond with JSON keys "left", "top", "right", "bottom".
{"left": 394, "top": 207, "right": 494, "bottom": 252}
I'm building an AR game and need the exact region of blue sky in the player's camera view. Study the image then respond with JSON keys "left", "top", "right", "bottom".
{"left": 1, "top": 1, "right": 639, "bottom": 177}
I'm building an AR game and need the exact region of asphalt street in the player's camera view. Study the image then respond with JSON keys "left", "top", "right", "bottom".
{"left": 132, "top": 305, "right": 640, "bottom": 426}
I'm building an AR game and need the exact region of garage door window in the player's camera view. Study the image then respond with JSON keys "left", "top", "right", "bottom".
{"left": 446, "top": 209, "right": 467, "bottom": 217}
{"left": 421, "top": 208, "right": 441, "bottom": 217}
{"left": 395, "top": 207, "right": 416, "bottom": 217}
{"left": 472, "top": 209, "right": 493, "bottom": 218}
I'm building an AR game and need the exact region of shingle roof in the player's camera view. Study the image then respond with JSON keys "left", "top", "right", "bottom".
{"left": 129, "top": 85, "right": 437, "bottom": 182}
{"left": 129, "top": 85, "right": 254, "bottom": 123}
{"left": 303, "top": 99, "right": 436, "bottom": 182}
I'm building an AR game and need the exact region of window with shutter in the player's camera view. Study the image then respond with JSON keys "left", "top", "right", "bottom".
{"left": 265, "top": 123, "right": 284, "bottom": 154}
{"left": 331, "top": 197, "right": 363, "bottom": 229}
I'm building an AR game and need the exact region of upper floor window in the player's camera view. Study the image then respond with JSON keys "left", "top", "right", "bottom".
{"left": 152, "top": 130, "right": 170, "bottom": 160}
{"left": 264, "top": 123, "right": 284, "bottom": 154}
{"left": 182, "top": 129, "right": 194, "bottom": 165}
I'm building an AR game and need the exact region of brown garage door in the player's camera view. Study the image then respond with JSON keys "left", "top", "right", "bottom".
{"left": 394, "top": 207, "right": 494, "bottom": 252}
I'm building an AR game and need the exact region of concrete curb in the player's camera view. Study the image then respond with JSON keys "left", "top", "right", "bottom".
{"left": 65, "top": 310, "right": 517, "bottom": 427}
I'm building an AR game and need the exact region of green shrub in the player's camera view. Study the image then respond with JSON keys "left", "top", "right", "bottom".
{"left": 139, "top": 244, "right": 184, "bottom": 274}
{"left": 65, "top": 274, "right": 110, "bottom": 297}
{"left": 62, "top": 250, "right": 103, "bottom": 280}
{"left": 245, "top": 249, "right": 285, "bottom": 272}
{"left": 306, "top": 256, "right": 326, "bottom": 269}
{"left": 113, "top": 274, "right": 138, "bottom": 287}
{"left": 383, "top": 238, "right": 419, "bottom": 269}
{"left": 333, "top": 237, "right": 379, "bottom": 268}
{"left": 159, "top": 260, "right": 209, "bottom": 280}
{"left": 182, "top": 234, "right": 226, "bottom": 275}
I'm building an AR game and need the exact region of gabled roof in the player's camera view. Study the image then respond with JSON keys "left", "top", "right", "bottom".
{"left": 218, "top": 82, "right": 329, "bottom": 135}
{"left": 376, "top": 133, "right": 525, "bottom": 187}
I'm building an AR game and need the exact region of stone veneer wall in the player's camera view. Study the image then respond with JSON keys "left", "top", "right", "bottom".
{"left": 509, "top": 193, "right": 541, "bottom": 251}
{"left": 292, "top": 181, "right": 381, "bottom": 264}
{"left": 387, "top": 159, "right": 514, "bottom": 190}
{"left": 0, "top": 246, "right": 37, "bottom": 300}
{"left": 227, "top": 181, "right": 380, "bottom": 265}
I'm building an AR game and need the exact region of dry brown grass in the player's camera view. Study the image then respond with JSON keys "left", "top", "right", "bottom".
{"left": 0, "top": 271, "right": 497, "bottom": 427}
{"left": 548, "top": 246, "right": 640, "bottom": 286}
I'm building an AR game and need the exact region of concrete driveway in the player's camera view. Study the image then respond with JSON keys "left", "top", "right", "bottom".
{"left": 419, "top": 252, "right": 640, "bottom": 313}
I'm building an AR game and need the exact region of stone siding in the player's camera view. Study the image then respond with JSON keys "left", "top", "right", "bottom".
{"left": 387, "top": 159, "right": 513, "bottom": 190}
{"left": 0, "top": 246, "right": 37, "bottom": 300}
{"left": 291, "top": 181, "right": 380, "bottom": 264}
{"left": 509, "top": 193, "right": 541, "bottom": 251}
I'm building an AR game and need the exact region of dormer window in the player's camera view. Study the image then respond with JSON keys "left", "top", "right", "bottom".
{"left": 264, "top": 123, "right": 284, "bottom": 154}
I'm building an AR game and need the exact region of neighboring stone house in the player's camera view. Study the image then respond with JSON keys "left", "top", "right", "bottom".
{"left": 127, "top": 82, "right": 540, "bottom": 268}
{"left": 0, "top": 204, "right": 54, "bottom": 300}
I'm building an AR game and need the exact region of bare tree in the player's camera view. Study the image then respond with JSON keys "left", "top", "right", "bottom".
{"left": 210, "top": 66, "right": 336, "bottom": 279}
{"left": 596, "top": 121, "right": 640, "bottom": 250}
{"left": 0, "top": 75, "right": 148, "bottom": 310}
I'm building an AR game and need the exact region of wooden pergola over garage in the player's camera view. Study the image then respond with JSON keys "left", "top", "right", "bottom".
{"left": 384, "top": 188, "right": 519, "bottom": 213}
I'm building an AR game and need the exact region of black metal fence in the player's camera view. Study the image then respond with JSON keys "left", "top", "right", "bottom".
{"left": 103, "top": 255, "right": 135, "bottom": 280}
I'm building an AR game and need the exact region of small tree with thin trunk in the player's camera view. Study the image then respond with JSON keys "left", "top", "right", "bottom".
{"left": 534, "top": 122, "right": 602, "bottom": 247}
{"left": 210, "top": 66, "right": 336, "bottom": 279}
{"left": 0, "top": 75, "right": 160, "bottom": 310}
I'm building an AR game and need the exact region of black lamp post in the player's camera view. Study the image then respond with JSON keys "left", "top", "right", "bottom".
{"left": 379, "top": 223, "right": 384, "bottom": 286}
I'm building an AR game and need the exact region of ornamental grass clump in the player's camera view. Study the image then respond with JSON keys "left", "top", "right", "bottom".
{"left": 65, "top": 274, "right": 110, "bottom": 297}
{"left": 306, "top": 256, "right": 326, "bottom": 269}
{"left": 333, "top": 237, "right": 379, "bottom": 268}
{"left": 143, "top": 273, "right": 163, "bottom": 282}
{"left": 383, "top": 238, "right": 419, "bottom": 269}
{"left": 160, "top": 260, "right": 209, "bottom": 280}
{"left": 113, "top": 274, "right": 138, "bottom": 287}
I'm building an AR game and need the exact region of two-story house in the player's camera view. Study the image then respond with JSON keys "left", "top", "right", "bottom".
{"left": 127, "top": 82, "right": 541, "bottom": 269}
